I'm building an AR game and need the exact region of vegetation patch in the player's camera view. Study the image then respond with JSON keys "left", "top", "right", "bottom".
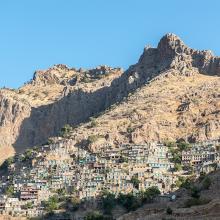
{"left": 88, "top": 134, "right": 104, "bottom": 144}
{"left": 60, "top": 124, "right": 72, "bottom": 137}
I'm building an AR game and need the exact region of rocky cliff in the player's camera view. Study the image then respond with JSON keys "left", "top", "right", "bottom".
{"left": 0, "top": 33, "right": 220, "bottom": 162}
{"left": 0, "top": 65, "right": 124, "bottom": 162}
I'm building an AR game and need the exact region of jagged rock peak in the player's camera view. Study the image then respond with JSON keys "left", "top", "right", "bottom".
{"left": 30, "top": 64, "right": 123, "bottom": 87}
{"left": 157, "top": 33, "right": 193, "bottom": 59}
{"left": 138, "top": 33, "right": 220, "bottom": 76}
{"left": 158, "top": 33, "right": 185, "bottom": 50}
{"left": 157, "top": 33, "right": 214, "bottom": 58}
{"left": 31, "top": 64, "right": 70, "bottom": 86}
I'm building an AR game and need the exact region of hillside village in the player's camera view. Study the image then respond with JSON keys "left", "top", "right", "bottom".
{"left": 1, "top": 0, "right": 220, "bottom": 217}
{"left": 0, "top": 135, "right": 220, "bottom": 219}
{"left": 0, "top": 34, "right": 220, "bottom": 219}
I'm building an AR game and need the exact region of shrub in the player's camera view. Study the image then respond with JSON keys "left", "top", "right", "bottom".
{"left": 88, "top": 135, "right": 103, "bottom": 144}
{"left": 88, "top": 135, "right": 98, "bottom": 143}
{"left": 46, "top": 138, "right": 54, "bottom": 145}
{"left": 90, "top": 118, "right": 98, "bottom": 127}
{"left": 84, "top": 211, "right": 106, "bottom": 220}
{"left": 199, "top": 172, "right": 206, "bottom": 181}
{"left": 60, "top": 124, "right": 72, "bottom": 137}
{"left": 23, "top": 149, "right": 33, "bottom": 161}
{"left": 70, "top": 196, "right": 80, "bottom": 211}
{"left": 166, "top": 207, "right": 173, "bottom": 215}
{"left": 0, "top": 157, "right": 14, "bottom": 171}
{"left": 191, "top": 98, "right": 199, "bottom": 105}
{"left": 127, "top": 126, "right": 135, "bottom": 134}
{"left": 190, "top": 186, "right": 201, "bottom": 199}
{"left": 181, "top": 178, "right": 192, "bottom": 189}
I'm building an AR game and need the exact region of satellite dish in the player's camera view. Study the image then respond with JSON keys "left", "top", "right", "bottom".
{"left": 171, "top": 195, "right": 176, "bottom": 200}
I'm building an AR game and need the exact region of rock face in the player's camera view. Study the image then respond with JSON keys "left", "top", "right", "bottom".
{"left": 0, "top": 33, "right": 220, "bottom": 162}
{"left": 0, "top": 90, "right": 31, "bottom": 162}
{"left": 0, "top": 65, "right": 124, "bottom": 160}
{"left": 135, "top": 33, "right": 220, "bottom": 77}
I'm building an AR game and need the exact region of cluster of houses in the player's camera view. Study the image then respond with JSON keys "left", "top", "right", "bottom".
{"left": 181, "top": 140, "right": 220, "bottom": 174}
{"left": 0, "top": 139, "right": 220, "bottom": 218}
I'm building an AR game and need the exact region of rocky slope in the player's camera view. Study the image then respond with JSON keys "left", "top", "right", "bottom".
{"left": 69, "top": 70, "right": 220, "bottom": 154}
{"left": 117, "top": 170, "right": 220, "bottom": 220}
{"left": 0, "top": 65, "right": 123, "bottom": 162}
{"left": 0, "top": 33, "right": 220, "bottom": 163}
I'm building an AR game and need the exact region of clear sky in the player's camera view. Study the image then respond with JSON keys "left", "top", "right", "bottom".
{"left": 1, "top": 0, "right": 220, "bottom": 88}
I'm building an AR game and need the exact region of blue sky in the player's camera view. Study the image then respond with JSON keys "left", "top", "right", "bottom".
{"left": 0, "top": 0, "right": 220, "bottom": 88}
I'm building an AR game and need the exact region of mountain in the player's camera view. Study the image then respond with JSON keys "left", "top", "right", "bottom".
{"left": 0, "top": 33, "right": 220, "bottom": 163}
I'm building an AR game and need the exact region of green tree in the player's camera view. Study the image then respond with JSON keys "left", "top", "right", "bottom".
{"left": 174, "top": 163, "right": 182, "bottom": 172}
{"left": 102, "top": 191, "right": 116, "bottom": 215}
{"left": 130, "top": 175, "right": 140, "bottom": 189}
{"left": 5, "top": 185, "right": 14, "bottom": 196}
{"left": 164, "top": 141, "right": 176, "bottom": 149}
{"left": 117, "top": 193, "right": 140, "bottom": 211}
{"left": 117, "top": 187, "right": 160, "bottom": 212}
{"left": 177, "top": 141, "right": 190, "bottom": 151}
{"left": 143, "top": 186, "right": 161, "bottom": 203}
{"left": 24, "top": 202, "right": 33, "bottom": 209}
{"left": 181, "top": 178, "right": 192, "bottom": 189}
{"left": 176, "top": 176, "right": 186, "bottom": 188}
{"left": 171, "top": 154, "right": 182, "bottom": 164}
{"left": 44, "top": 195, "right": 59, "bottom": 212}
